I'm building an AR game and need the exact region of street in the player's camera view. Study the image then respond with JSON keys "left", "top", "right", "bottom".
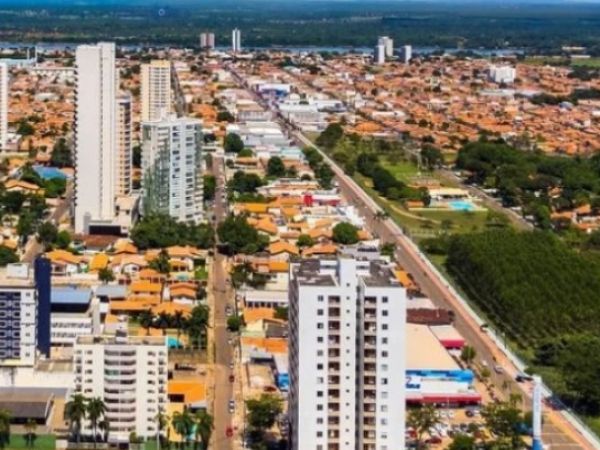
{"left": 209, "top": 155, "right": 236, "bottom": 450}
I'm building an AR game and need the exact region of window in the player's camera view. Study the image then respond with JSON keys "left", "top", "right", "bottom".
{"left": 317, "top": 404, "right": 323, "bottom": 411}
{"left": 317, "top": 363, "right": 323, "bottom": 370}
{"left": 382, "top": 310, "right": 388, "bottom": 317}
{"left": 317, "top": 323, "right": 324, "bottom": 329}
{"left": 316, "top": 431, "right": 323, "bottom": 438}
{"left": 317, "top": 350, "right": 323, "bottom": 357}
{"left": 317, "top": 377, "right": 324, "bottom": 384}
{"left": 381, "top": 351, "right": 388, "bottom": 357}
{"left": 318, "top": 295, "right": 324, "bottom": 302}
{"left": 317, "top": 391, "right": 323, "bottom": 397}
{"left": 382, "top": 296, "right": 388, "bottom": 303}
{"left": 382, "top": 337, "right": 388, "bottom": 344}
{"left": 317, "top": 309, "right": 324, "bottom": 316}
{"left": 317, "top": 418, "right": 323, "bottom": 424}
{"left": 317, "top": 336, "right": 324, "bottom": 343}
{"left": 381, "top": 418, "right": 388, "bottom": 425}
{"left": 380, "top": 405, "right": 388, "bottom": 412}
{"left": 382, "top": 324, "right": 388, "bottom": 330}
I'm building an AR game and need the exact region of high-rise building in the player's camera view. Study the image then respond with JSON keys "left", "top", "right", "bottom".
{"left": 232, "top": 28, "right": 242, "bottom": 53}
{"left": 140, "top": 60, "right": 172, "bottom": 122}
{"left": 0, "top": 259, "right": 51, "bottom": 367}
{"left": 73, "top": 331, "right": 168, "bottom": 441}
{"left": 200, "top": 32, "right": 215, "bottom": 49}
{"left": 489, "top": 65, "right": 516, "bottom": 84}
{"left": 374, "top": 43, "right": 386, "bottom": 65}
{"left": 378, "top": 36, "right": 394, "bottom": 58}
{"left": 116, "top": 94, "right": 132, "bottom": 196}
{"left": 141, "top": 116, "right": 203, "bottom": 223}
{"left": 0, "top": 62, "right": 7, "bottom": 151}
{"left": 288, "top": 255, "right": 406, "bottom": 450}
{"left": 401, "top": 45, "right": 413, "bottom": 64}
{"left": 74, "top": 42, "right": 118, "bottom": 234}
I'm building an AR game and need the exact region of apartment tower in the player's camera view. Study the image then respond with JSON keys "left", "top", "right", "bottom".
{"left": 73, "top": 331, "right": 168, "bottom": 441}
{"left": 232, "top": 28, "right": 242, "bottom": 53}
{"left": 74, "top": 42, "right": 118, "bottom": 234}
{"left": 116, "top": 94, "right": 132, "bottom": 195}
{"left": 140, "top": 60, "right": 172, "bottom": 122}
{"left": 141, "top": 116, "right": 203, "bottom": 223}
{"left": 289, "top": 255, "right": 406, "bottom": 450}
{"left": 0, "top": 63, "right": 7, "bottom": 151}
{"left": 200, "top": 32, "right": 215, "bottom": 49}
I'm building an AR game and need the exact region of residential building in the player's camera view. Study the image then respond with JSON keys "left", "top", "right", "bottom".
{"left": 232, "top": 28, "right": 242, "bottom": 53}
{"left": 116, "top": 94, "right": 132, "bottom": 195}
{"left": 489, "top": 65, "right": 516, "bottom": 84}
{"left": 288, "top": 255, "right": 406, "bottom": 450}
{"left": 141, "top": 116, "right": 203, "bottom": 223}
{"left": 0, "top": 259, "right": 51, "bottom": 367}
{"left": 74, "top": 42, "right": 118, "bottom": 234}
{"left": 0, "top": 62, "right": 7, "bottom": 151}
{"left": 378, "top": 36, "right": 394, "bottom": 58}
{"left": 50, "top": 287, "right": 101, "bottom": 347}
{"left": 401, "top": 45, "right": 413, "bottom": 64}
{"left": 141, "top": 60, "right": 172, "bottom": 122}
{"left": 199, "top": 32, "right": 215, "bottom": 49}
{"left": 73, "top": 331, "right": 168, "bottom": 441}
{"left": 374, "top": 43, "right": 386, "bottom": 65}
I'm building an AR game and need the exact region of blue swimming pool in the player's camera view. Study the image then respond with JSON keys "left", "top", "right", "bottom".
{"left": 33, "top": 165, "right": 68, "bottom": 180}
{"left": 167, "top": 336, "right": 183, "bottom": 348}
{"left": 448, "top": 200, "right": 476, "bottom": 211}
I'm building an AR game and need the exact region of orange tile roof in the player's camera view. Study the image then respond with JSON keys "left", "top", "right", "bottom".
{"left": 113, "top": 242, "right": 138, "bottom": 254}
{"left": 130, "top": 281, "right": 162, "bottom": 294}
{"left": 241, "top": 337, "right": 288, "bottom": 354}
{"left": 151, "top": 302, "right": 193, "bottom": 317}
{"left": 168, "top": 379, "right": 206, "bottom": 404}
{"left": 46, "top": 249, "right": 83, "bottom": 265}
{"left": 89, "top": 253, "right": 109, "bottom": 272}
{"left": 303, "top": 243, "right": 338, "bottom": 256}
{"left": 243, "top": 307, "right": 276, "bottom": 323}
{"left": 268, "top": 241, "right": 299, "bottom": 256}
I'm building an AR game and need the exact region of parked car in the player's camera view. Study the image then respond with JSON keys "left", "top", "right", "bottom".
{"left": 228, "top": 399, "right": 235, "bottom": 413}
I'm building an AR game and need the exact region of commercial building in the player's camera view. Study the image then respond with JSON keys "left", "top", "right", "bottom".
{"left": 199, "top": 32, "right": 215, "bottom": 49}
{"left": 141, "top": 116, "right": 204, "bottom": 223}
{"left": 489, "top": 65, "right": 516, "bottom": 84}
{"left": 232, "top": 28, "right": 242, "bottom": 53}
{"left": 73, "top": 331, "right": 168, "bottom": 441}
{"left": 74, "top": 42, "right": 118, "bottom": 234}
{"left": 0, "top": 62, "right": 7, "bottom": 151}
{"left": 0, "top": 259, "right": 51, "bottom": 367}
{"left": 141, "top": 60, "right": 172, "bottom": 122}
{"left": 401, "top": 45, "right": 413, "bottom": 64}
{"left": 374, "top": 43, "right": 386, "bottom": 65}
{"left": 289, "top": 255, "right": 406, "bottom": 450}
{"left": 116, "top": 94, "right": 132, "bottom": 196}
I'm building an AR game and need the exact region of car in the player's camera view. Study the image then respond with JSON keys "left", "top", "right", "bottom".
{"left": 494, "top": 364, "right": 504, "bottom": 374}
{"left": 229, "top": 374, "right": 235, "bottom": 382}
{"left": 228, "top": 399, "right": 235, "bottom": 413}
{"left": 229, "top": 361, "right": 234, "bottom": 370}
{"left": 516, "top": 373, "right": 534, "bottom": 383}
{"left": 426, "top": 436, "right": 442, "bottom": 445}
{"left": 465, "top": 410, "right": 475, "bottom": 418}
{"left": 225, "top": 306, "right": 233, "bottom": 316}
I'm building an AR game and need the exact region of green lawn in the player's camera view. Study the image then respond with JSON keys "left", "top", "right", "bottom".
{"left": 194, "top": 266, "right": 208, "bottom": 281}
{"left": 8, "top": 434, "right": 55, "bottom": 450}
{"left": 571, "top": 57, "right": 600, "bottom": 68}
{"left": 380, "top": 159, "right": 421, "bottom": 183}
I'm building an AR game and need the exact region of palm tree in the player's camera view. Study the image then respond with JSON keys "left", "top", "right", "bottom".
{"left": 194, "top": 410, "right": 214, "bottom": 450}
{"left": 185, "top": 305, "right": 209, "bottom": 350}
{"left": 155, "top": 312, "right": 172, "bottom": 336}
{"left": 65, "top": 394, "right": 87, "bottom": 444}
{"left": 171, "top": 409, "right": 194, "bottom": 449}
{"left": 407, "top": 405, "right": 439, "bottom": 450}
{"left": 172, "top": 310, "right": 187, "bottom": 344}
{"left": 23, "top": 418, "right": 36, "bottom": 449}
{"left": 0, "top": 409, "right": 11, "bottom": 449}
{"left": 98, "top": 418, "right": 110, "bottom": 443}
{"left": 139, "top": 309, "right": 154, "bottom": 336}
{"left": 156, "top": 409, "right": 169, "bottom": 447}
{"left": 86, "top": 397, "right": 106, "bottom": 447}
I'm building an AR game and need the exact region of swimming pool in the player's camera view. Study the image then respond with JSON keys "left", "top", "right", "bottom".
{"left": 33, "top": 165, "right": 68, "bottom": 180}
{"left": 167, "top": 336, "right": 183, "bottom": 349}
{"left": 448, "top": 200, "right": 476, "bottom": 211}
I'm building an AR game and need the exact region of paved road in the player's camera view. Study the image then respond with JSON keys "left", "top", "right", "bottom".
{"left": 22, "top": 183, "right": 73, "bottom": 263}
{"left": 209, "top": 155, "right": 235, "bottom": 450}
{"left": 293, "top": 131, "right": 593, "bottom": 450}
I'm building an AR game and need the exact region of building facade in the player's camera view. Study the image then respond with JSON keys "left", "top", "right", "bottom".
{"left": 0, "top": 62, "right": 7, "bottom": 151}
{"left": 141, "top": 60, "right": 172, "bottom": 122}
{"left": 0, "top": 260, "right": 51, "bottom": 366}
{"left": 200, "top": 32, "right": 215, "bottom": 49}
{"left": 141, "top": 116, "right": 203, "bottom": 223}
{"left": 288, "top": 255, "right": 406, "bottom": 450}
{"left": 73, "top": 332, "right": 168, "bottom": 441}
{"left": 74, "top": 42, "right": 118, "bottom": 234}
{"left": 116, "top": 94, "right": 132, "bottom": 196}
{"left": 232, "top": 29, "right": 242, "bottom": 53}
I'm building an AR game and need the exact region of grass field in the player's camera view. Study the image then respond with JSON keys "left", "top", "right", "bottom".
{"left": 571, "top": 57, "right": 600, "bottom": 68}
{"left": 8, "top": 434, "right": 55, "bottom": 450}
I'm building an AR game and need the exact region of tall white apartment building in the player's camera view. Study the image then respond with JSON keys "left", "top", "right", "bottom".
{"left": 378, "top": 36, "right": 394, "bottom": 58}
{"left": 116, "top": 94, "right": 132, "bottom": 196}
{"left": 401, "top": 45, "right": 413, "bottom": 64}
{"left": 0, "top": 62, "right": 7, "bottom": 151}
{"left": 232, "top": 28, "right": 242, "bottom": 53}
{"left": 489, "top": 65, "right": 516, "bottom": 84}
{"left": 73, "top": 332, "right": 168, "bottom": 441}
{"left": 374, "top": 43, "right": 386, "bottom": 65}
{"left": 289, "top": 255, "right": 406, "bottom": 450}
{"left": 74, "top": 42, "right": 118, "bottom": 234}
{"left": 140, "top": 60, "right": 172, "bottom": 122}
{"left": 200, "top": 32, "right": 215, "bottom": 49}
{"left": 141, "top": 116, "right": 203, "bottom": 223}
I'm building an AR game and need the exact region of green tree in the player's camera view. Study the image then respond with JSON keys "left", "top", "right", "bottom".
{"left": 16, "top": 120, "right": 35, "bottom": 137}
{"left": 217, "top": 110, "right": 235, "bottom": 122}
{"left": 36, "top": 221, "right": 58, "bottom": 249}
{"left": 224, "top": 133, "right": 244, "bottom": 153}
{"left": 482, "top": 395, "right": 525, "bottom": 449}
{"left": 55, "top": 230, "right": 71, "bottom": 249}
{"left": 65, "top": 394, "right": 87, "bottom": 443}
{"left": 172, "top": 310, "right": 188, "bottom": 343}
{"left": 316, "top": 123, "right": 344, "bottom": 149}
{"left": 227, "top": 315, "right": 244, "bottom": 332}
{"left": 194, "top": 410, "right": 214, "bottom": 450}
{"left": 332, "top": 222, "right": 359, "bottom": 245}
{"left": 246, "top": 394, "right": 283, "bottom": 441}
{"left": 460, "top": 345, "right": 477, "bottom": 367}
{"left": 0, "top": 410, "right": 10, "bottom": 450}
{"left": 139, "top": 309, "right": 154, "bottom": 336}
{"left": 448, "top": 433, "right": 476, "bottom": 450}
{"left": 98, "top": 267, "right": 115, "bottom": 284}
{"left": 23, "top": 418, "right": 36, "bottom": 449}
{"left": 172, "top": 408, "right": 194, "bottom": 449}
{"left": 407, "top": 405, "right": 439, "bottom": 449}
{"left": 420, "top": 144, "right": 443, "bottom": 170}
{"left": 267, "top": 156, "right": 286, "bottom": 177}
{"left": 296, "top": 234, "right": 314, "bottom": 248}
{"left": 203, "top": 175, "right": 216, "bottom": 201}
{"left": 17, "top": 213, "right": 34, "bottom": 242}
{"left": 50, "top": 138, "right": 72, "bottom": 167}
{"left": 155, "top": 312, "right": 172, "bottom": 336}
{"left": 186, "top": 304, "right": 209, "bottom": 349}
{"left": 217, "top": 214, "right": 266, "bottom": 254}
{"left": 274, "top": 306, "right": 288, "bottom": 321}
{"left": 86, "top": 397, "right": 106, "bottom": 448}
{"left": 150, "top": 249, "right": 171, "bottom": 274}
{"left": 0, "top": 247, "right": 18, "bottom": 267}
